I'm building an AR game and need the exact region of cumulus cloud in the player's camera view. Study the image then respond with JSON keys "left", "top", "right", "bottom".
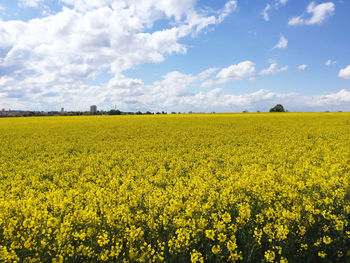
{"left": 19, "top": 0, "right": 44, "bottom": 7}
{"left": 0, "top": 0, "right": 237, "bottom": 110}
{"left": 217, "top": 61, "right": 256, "bottom": 81}
{"left": 325, "top": 59, "right": 336, "bottom": 66}
{"left": 306, "top": 1, "right": 335, "bottom": 24}
{"left": 288, "top": 1, "right": 335, "bottom": 25}
{"left": 1, "top": 65, "right": 349, "bottom": 112}
{"left": 1, "top": 0, "right": 347, "bottom": 113}
{"left": 262, "top": 4, "right": 271, "bottom": 21}
{"left": 59, "top": 0, "right": 237, "bottom": 22}
{"left": 197, "top": 67, "right": 219, "bottom": 81}
{"left": 298, "top": 64, "right": 308, "bottom": 70}
{"left": 152, "top": 71, "right": 197, "bottom": 97}
{"left": 87, "top": 85, "right": 350, "bottom": 112}
{"left": 314, "top": 89, "right": 350, "bottom": 106}
{"left": 91, "top": 77, "right": 350, "bottom": 112}
{"left": 273, "top": 35, "right": 288, "bottom": 49}
{"left": 338, "top": 65, "right": 350, "bottom": 79}
{"left": 202, "top": 61, "right": 256, "bottom": 88}
{"left": 260, "top": 63, "right": 288, "bottom": 75}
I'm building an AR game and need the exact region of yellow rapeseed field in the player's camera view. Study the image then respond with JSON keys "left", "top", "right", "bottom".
{"left": 0, "top": 113, "right": 349, "bottom": 262}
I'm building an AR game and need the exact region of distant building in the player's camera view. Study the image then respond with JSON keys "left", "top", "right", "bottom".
{"left": 61, "top": 108, "right": 64, "bottom": 113}
{"left": 90, "top": 105, "right": 97, "bottom": 114}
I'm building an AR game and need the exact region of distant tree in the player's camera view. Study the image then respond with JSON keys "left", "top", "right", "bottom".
{"left": 171, "top": 112, "right": 176, "bottom": 114}
{"left": 145, "top": 111, "right": 153, "bottom": 115}
{"left": 242, "top": 110, "right": 248, "bottom": 113}
{"left": 156, "top": 112, "right": 161, "bottom": 114}
{"left": 136, "top": 111, "right": 143, "bottom": 115}
{"left": 269, "top": 104, "right": 285, "bottom": 112}
{"left": 109, "top": 109, "right": 121, "bottom": 115}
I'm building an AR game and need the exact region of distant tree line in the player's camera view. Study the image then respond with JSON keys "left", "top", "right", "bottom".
{"left": 107, "top": 110, "right": 169, "bottom": 115}
{"left": 5, "top": 104, "right": 346, "bottom": 118}
{"left": 0, "top": 109, "right": 174, "bottom": 117}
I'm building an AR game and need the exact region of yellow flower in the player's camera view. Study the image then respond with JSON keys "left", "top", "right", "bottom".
{"left": 335, "top": 220, "right": 344, "bottom": 231}
{"left": 323, "top": 236, "right": 332, "bottom": 245}
{"left": 218, "top": 233, "right": 226, "bottom": 242}
{"left": 318, "top": 251, "right": 327, "bottom": 258}
{"left": 190, "top": 249, "right": 204, "bottom": 263}
{"left": 264, "top": 250, "right": 275, "bottom": 263}
{"left": 205, "top": 230, "right": 215, "bottom": 241}
{"left": 227, "top": 240, "right": 237, "bottom": 252}
{"left": 300, "top": 244, "right": 308, "bottom": 250}
{"left": 212, "top": 245, "right": 221, "bottom": 255}
{"left": 0, "top": 113, "right": 349, "bottom": 262}
{"left": 52, "top": 255, "right": 64, "bottom": 263}
{"left": 222, "top": 212, "right": 231, "bottom": 224}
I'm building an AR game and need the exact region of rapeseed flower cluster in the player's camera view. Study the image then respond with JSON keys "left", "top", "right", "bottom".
{"left": 0, "top": 113, "right": 349, "bottom": 262}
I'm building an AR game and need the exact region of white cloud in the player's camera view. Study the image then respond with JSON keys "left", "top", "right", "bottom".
{"left": 298, "top": 64, "right": 308, "bottom": 70}
{"left": 262, "top": 1, "right": 288, "bottom": 21}
{"left": 262, "top": 4, "right": 271, "bottom": 21}
{"left": 288, "top": 1, "right": 335, "bottom": 25}
{"left": 217, "top": 61, "right": 256, "bottom": 81}
{"left": 314, "top": 89, "right": 350, "bottom": 106}
{"left": 102, "top": 85, "right": 350, "bottom": 112}
{"left": 288, "top": 16, "right": 304, "bottom": 26}
{"left": 307, "top": 1, "right": 335, "bottom": 24}
{"left": 100, "top": 73, "right": 350, "bottom": 112}
{"left": 0, "top": 0, "right": 237, "bottom": 110}
{"left": 278, "top": 0, "right": 288, "bottom": 5}
{"left": 202, "top": 61, "right": 256, "bottom": 88}
{"left": 19, "top": 0, "right": 44, "bottom": 7}
{"left": 273, "top": 35, "right": 288, "bottom": 49}
{"left": 59, "top": 0, "right": 237, "bottom": 22}
{"left": 1, "top": 65, "right": 349, "bottom": 112}
{"left": 325, "top": 59, "right": 336, "bottom": 66}
{"left": 1, "top": 0, "right": 348, "bottom": 113}
{"left": 274, "top": 0, "right": 288, "bottom": 8}
{"left": 260, "top": 63, "right": 288, "bottom": 75}
{"left": 216, "top": 0, "right": 238, "bottom": 23}
{"left": 0, "top": 5, "right": 5, "bottom": 11}
{"left": 197, "top": 67, "right": 219, "bottom": 81}
{"left": 152, "top": 71, "right": 197, "bottom": 97}
{"left": 339, "top": 65, "right": 350, "bottom": 79}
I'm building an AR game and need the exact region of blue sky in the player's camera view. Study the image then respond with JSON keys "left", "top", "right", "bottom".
{"left": 0, "top": 0, "right": 349, "bottom": 112}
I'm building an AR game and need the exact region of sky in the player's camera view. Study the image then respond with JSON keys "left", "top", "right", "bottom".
{"left": 0, "top": 0, "right": 349, "bottom": 112}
